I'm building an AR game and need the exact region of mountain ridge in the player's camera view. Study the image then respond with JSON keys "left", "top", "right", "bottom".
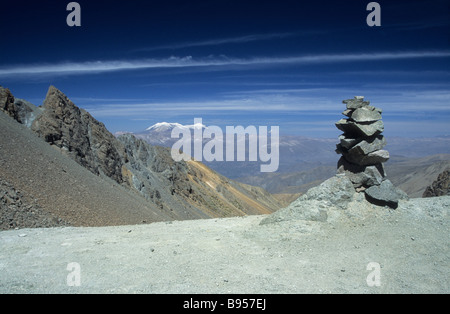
{"left": 0, "top": 86, "right": 281, "bottom": 228}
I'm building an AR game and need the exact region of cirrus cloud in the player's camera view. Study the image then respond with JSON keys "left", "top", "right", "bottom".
{"left": 1, "top": 51, "right": 449, "bottom": 78}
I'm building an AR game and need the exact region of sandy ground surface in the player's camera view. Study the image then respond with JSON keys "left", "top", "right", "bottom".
{"left": 0, "top": 196, "right": 448, "bottom": 294}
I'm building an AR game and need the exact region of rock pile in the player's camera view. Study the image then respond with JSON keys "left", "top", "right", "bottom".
{"left": 335, "top": 96, "right": 406, "bottom": 208}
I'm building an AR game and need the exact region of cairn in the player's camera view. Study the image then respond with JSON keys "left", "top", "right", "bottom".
{"left": 335, "top": 96, "right": 406, "bottom": 208}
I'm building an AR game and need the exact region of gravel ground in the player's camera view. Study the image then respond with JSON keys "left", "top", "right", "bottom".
{"left": 0, "top": 196, "right": 448, "bottom": 294}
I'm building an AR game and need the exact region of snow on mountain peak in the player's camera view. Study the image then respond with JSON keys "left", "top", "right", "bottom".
{"left": 186, "top": 122, "right": 207, "bottom": 130}
{"left": 146, "top": 122, "right": 206, "bottom": 132}
{"left": 146, "top": 122, "right": 182, "bottom": 131}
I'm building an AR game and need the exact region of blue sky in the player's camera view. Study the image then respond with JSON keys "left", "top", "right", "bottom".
{"left": 0, "top": 0, "right": 449, "bottom": 137}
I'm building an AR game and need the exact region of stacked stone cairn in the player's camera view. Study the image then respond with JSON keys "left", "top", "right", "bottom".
{"left": 335, "top": 96, "right": 406, "bottom": 208}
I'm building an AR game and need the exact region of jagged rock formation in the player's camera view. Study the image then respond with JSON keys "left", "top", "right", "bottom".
{"left": 0, "top": 87, "right": 18, "bottom": 120}
{"left": 30, "top": 86, "right": 127, "bottom": 184}
{"left": 423, "top": 169, "right": 450, "bottom": 197}
{"left": 335, "top": 96, "right": 406, "bottom": 208}
{"left": 0, "top": 87, "right": 42, "bottom": 126}
{"left": 1, "top": 86, "right": 281, "bottom": 225}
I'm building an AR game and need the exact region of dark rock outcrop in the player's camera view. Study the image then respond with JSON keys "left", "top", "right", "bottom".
{"left": 0, "top": 87, "right": 19, "bottom": 120}
{"left": 423, "top": 169, "right": 450, "bottom": 197}
{"left": 13, "top": 99, "right": 43, "bottom": 127}
{"left": 31, "top": 86, "right": 127, "bottom": 184}
{"left": 0, "top": 88, "right": 42, "bottom": 126}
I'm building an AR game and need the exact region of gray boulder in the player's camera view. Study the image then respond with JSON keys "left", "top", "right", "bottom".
{"left": 260, "top": 175, "right": 356, "bottom": 224}
{"left": 351, "top": 107, "right": 382, "bottom": 122}
{"left": 338, "top": 134, "right": 361, "bottom": 149}
{"left": 364, "top": 179, "right": 408, "bottom": 209}
{"left": 348, "top": 135, "right": 386, "bottom": 155}
{"left": 337, "top": 157, "right": 385, "bottom": 187}
{"left": 335, "top": 119, "right": 384, "bottom": 138}
{"left": 352, "top": 120, "right": 384, "bottom": 137}
{"left": 343, "top": 97, "right": 370, "bottom": 109}
{"left": 343, "top": 149, "right": 389, "bottom": 166}
{"left": 336, "top": 135, "right": 386, "bottom": 158}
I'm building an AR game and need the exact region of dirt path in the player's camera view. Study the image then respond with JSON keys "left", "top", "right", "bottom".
{"left": 0, "top": 196, "right": 448, "bottom": 294}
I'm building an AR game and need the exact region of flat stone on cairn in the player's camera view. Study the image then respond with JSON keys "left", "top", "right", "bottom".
{"left": 335, "top": 96, "right": 406, "bottom": 208}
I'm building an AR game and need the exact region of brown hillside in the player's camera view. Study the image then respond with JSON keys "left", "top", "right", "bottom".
{"left": 0, "top": 86, "right": 281, "bottom": 228}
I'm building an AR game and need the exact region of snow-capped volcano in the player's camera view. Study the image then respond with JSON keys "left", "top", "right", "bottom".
{"left": 145, "top": 122, "right": 183, "bottom": 132}
{"left": 135, "top": 122, "right": 207, "bottom": 146}
{"left": 146, "top": 122, "right": 207, "bottom": 132}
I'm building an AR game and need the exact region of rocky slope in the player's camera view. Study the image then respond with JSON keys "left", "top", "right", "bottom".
{"left": 0, "top": 86, "right": 280, "bottom": 228}
{"left": 423, "top": 169, "right": 450, "bottom": 197}
{"left": 30, "top": 86, "right": 126, "bottom": 184}
{"left": 117, "top": 133, "right": 279, "bottom": 218}
{"left": 0, "top": 107, "right": 171, "bottom": 228}
{"left": 0, "top": 178, "right": 69, "bottom": 229}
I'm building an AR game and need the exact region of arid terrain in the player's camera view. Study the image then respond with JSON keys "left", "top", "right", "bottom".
{"left": 0, "top": 194, "right": 448, "bottom": 293}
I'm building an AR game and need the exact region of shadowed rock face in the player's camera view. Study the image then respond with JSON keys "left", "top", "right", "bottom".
{"left": 31, "top": 86, "right": 127, "bottom": 184}
{"left": 423, "top": 169, "right": 450, "bottom": 197}
{"left": 0, "top": 87, "right": 17, "bottom": 120}
{"left": 1, "top": 87, "right": 44, "bottom": 127}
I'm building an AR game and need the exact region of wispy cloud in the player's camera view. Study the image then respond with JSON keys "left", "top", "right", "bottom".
{"left": 83, "top": 87, "right": 450, "bottom": 119}
{"left": 1, "top": 51, "right": 449, "bottom": 78}
{"left": 134, "top": 32, "right": 297, "bottom": 52}
{"left": 81, "top": 85, "right": 450, "bottom": 137}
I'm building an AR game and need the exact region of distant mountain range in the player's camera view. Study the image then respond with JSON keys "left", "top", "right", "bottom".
{"left": 125, "top": 122, "right": 450, "bottom": 197}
